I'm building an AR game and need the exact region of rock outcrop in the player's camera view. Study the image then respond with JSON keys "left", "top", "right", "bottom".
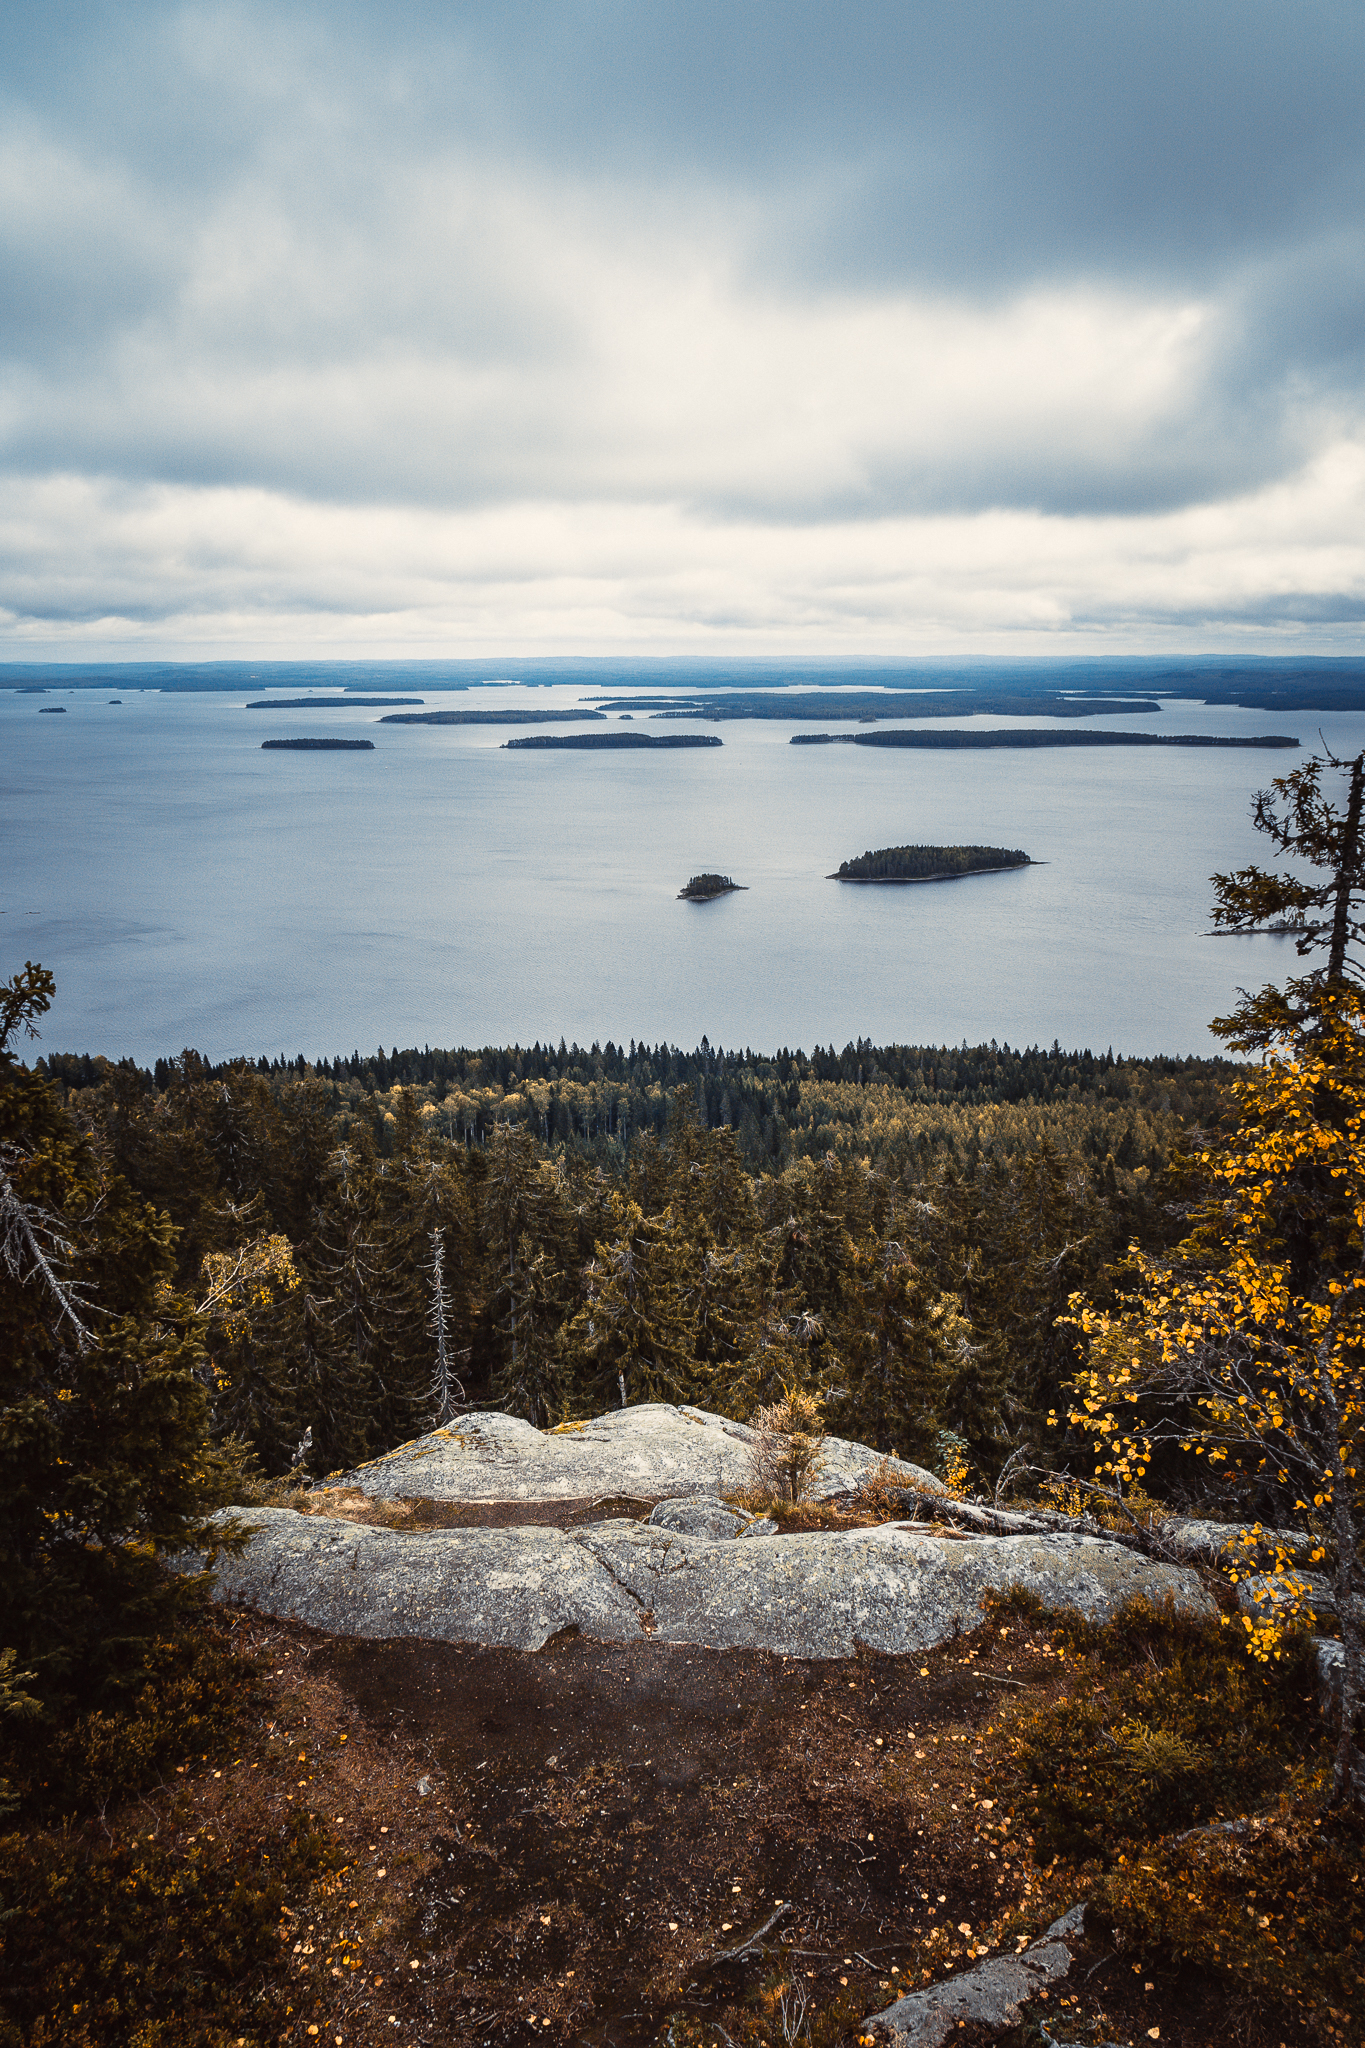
{"left": 339, "top": 1402, "right": 943, "bottom": 1504}
{"left": 207, "top": 1506, "right": 1215, "bottom": 1657}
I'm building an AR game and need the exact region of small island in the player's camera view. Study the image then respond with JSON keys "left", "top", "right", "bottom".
{"left": 261, "top": 737, "right": 375, "bottom": 751}
{"left": 678, "top": 873, "right": 746, "bottom": 901}
{"left": 38, "top": 705, "right": 66, "bottom": 713}
{"left": 831, "top": 843, "right": 1031, "bottom": 883}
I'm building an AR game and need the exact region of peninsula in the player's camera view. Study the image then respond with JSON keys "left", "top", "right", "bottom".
{"left": 504, "top": 732, "right": 722, "bottom": 750}
{"left": 792, "top": 729, "right": 1299, "bottom": 749}
{"left": 831, "top": 844, "right": 1031, "bottom": 883}
{"left": 261, "top": 737, "right": 374, "bottom": 751}
{"left": 678, "top": 873, "right": 746, "bottom": 900}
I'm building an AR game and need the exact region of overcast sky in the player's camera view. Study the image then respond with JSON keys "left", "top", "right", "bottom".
{"left": 3, "top": 2, "right": 1364, "bottom": 658}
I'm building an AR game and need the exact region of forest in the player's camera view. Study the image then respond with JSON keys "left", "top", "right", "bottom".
{"left": 29, "top": 1028, "right": 1232, "bottom": 1484}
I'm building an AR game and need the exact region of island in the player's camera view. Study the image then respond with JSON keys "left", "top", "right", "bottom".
{"left": 792, "top": 729, "right": 1299, "bottom": 750}
{"left": 504, "top": 732, "right": 722, "bottom": 750}
{"left": 108, "top": 699, "right": 122, "bottom": 705}
{"left": 248, "top": 696, "right": 424, "bottom": 709}
{"left": 38, "top": 705, "right": 66, "bottom": 713}
{"left": 831, "top": 844, "right": 1031, "bottom": 883}
{"left": 678, "top": 873, "right": 747, "bottom": 901}
{"left": 380, "top": 709, "right": 606, "bottom": 725}
{"left": 593, "top": 689, "right": 1165, "bottom": 720}
{"left": 261, "top": 737, "right": 374, "bottom": 751}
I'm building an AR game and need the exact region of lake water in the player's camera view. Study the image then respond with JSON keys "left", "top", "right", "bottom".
{"left": 4, "top": 679, "right": 1360, "bottom": 1065}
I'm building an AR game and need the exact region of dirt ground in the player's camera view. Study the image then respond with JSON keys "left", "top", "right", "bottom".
{"left": 158, "top": 1595, "right": 1308, "bottom": 2048}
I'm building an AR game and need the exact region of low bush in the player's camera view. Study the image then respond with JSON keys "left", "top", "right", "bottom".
{"left": 3, "top": 1611, "right": 258, "bottom": 1822}
{"left": 1004, "top": 1597, "right": 1324, "bottom": 1865}
{"left": 0, "top": 1610, "right": 340, "bottom": 2048}
{"left": 0, "top": 1803, "right": 336, "bottom": 2048}
{"left": 1092, "top": 1802, "right": 1365, "bottom": 2038}
{"left": 997, "top": 1594, "right": 1361, "bottom": 2038}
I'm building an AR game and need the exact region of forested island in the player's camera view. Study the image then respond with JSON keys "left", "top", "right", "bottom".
{"left": 831, "top": 844, "right": 1031, "bottom": 882}
{"left": 606, "top": 690, "right": 1164, "bottom": 719}
{"left": 381, "top": 708, "right": 607, "bottom": 725}
{"left": 792, "top": 728, "right": 1299, "bottom": 749}
{"left": 261, "top": 737, "right": 374, "bottom": 751}
{"left": 37, "top": 704, "right": 66, "bottom": 713}
{"left": 504, "top": 731, "right": 722, "bottom": 749}
{"left": 247, "top": 695, "right": 423, "bottom": 708}
{"left": 678, "top": 872, "right": 746, "bottom": 899}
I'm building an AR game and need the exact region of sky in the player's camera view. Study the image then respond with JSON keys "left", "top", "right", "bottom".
{"left": 3, "top": 2, "right": 1364, "bottom": 659}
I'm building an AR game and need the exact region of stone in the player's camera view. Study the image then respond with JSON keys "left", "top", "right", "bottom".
{"left": 648, "top": 1496, "right": 753, "bottom": 1540}
{"left": 205, "top": 1508, "right": 1215, "bottom": 1658}
{"left": 1315, "top": 1634, "right": 1346, "bottom": 1713}
{"left": 1161, "top": 1518, "right": 1318, "bottom": 1568}
{"left": 337, "top": 1402, "right": 944, "bottom": 1505}
{"left": 1236, "top": 1570, "right": 1337, "bottom": 1628}
{"left": 864, "top": 1904, "right": 1084, "bottom": 2045}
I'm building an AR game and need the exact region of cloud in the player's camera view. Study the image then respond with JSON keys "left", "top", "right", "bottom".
{"left": 1, "top": 2, "right": 1363, "bottom": 649}
{"left": 3, "top": 442, "right": 1362, "bottom": 654}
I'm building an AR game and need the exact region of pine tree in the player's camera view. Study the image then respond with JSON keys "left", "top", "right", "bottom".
{"left": 838, "top": 1236, "right": 966, "bottom": 1464}
{"left": 1212, "top": 747, "right": 1365, "bottom": 1050}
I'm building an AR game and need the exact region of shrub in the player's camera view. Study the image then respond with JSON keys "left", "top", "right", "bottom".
{"left": 0, "top": 1801, "right": 336, "bottom": 2048}
{"left": 4, "top": 1613, "right": 259, "bottom": 1822}
{"left": 1093, "top": 1799, "right": 1365, "bottom": 2033}
{"left": 1006, "top": 1600, "right": 1324, "bottom": 1866}
{"left": 747, "top": 1385, "right": 826, "bottom": 1504}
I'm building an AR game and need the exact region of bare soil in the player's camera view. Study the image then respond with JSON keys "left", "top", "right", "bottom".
{"left": 146, "top": 1605, "right": 1304, "bottom": 2048}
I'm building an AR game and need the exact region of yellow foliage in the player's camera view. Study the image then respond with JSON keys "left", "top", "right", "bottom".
{"left": 198, "top": 1234, "right": 300, "bottom": 1342}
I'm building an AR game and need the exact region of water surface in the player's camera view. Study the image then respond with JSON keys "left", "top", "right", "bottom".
{"left": 3, "top": 683, "right": 1354, "bottom": 1063}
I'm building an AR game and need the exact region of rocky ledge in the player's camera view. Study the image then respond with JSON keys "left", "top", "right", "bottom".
{"left": 208, "top": 1404, "right": 1214, "bottom": 1657}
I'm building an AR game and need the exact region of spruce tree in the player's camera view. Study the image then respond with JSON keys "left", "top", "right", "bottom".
{"left": 0, "top": 964, "right": 233, "bottom": 1720}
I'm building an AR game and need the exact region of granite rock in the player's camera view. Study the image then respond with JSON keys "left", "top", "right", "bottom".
{"left": 206, "top": 1509, "right": 1215, "bottom": 1658}
{"left": 648, "top": 1496, "right": 753, "bottom": 1540}
{"left": 337, "top": 1402, "right": 943, "bottom": 1505}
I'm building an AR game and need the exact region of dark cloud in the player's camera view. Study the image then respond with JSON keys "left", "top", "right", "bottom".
{"left": 0, "top": 3, "right": 1362, "bottom": 643}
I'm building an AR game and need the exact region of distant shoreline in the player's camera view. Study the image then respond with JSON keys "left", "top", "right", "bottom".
{"left": 792, "top": 729, "right": 1299, "bottom": 750}
{"left": 249, "top": 696, "right": 423, "bottom": 709}
{"left": 383, "top": 709, "right": 607, "bottom": 726}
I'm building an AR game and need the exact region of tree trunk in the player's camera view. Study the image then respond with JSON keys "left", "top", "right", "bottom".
{"left": 1328, "top": 752, "right": 1365, "bottom": 986}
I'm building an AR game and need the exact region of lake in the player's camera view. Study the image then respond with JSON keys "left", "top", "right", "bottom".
{"left": 4, "top": 678, "right": 1358, "bottom": 1065}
